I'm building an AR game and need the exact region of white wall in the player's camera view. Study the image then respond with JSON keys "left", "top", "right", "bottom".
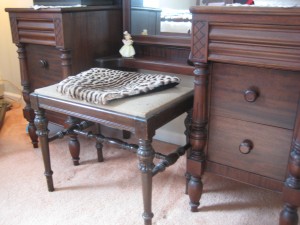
{"left": 0, "top": 0, "right": 32, "bottom": 95}
{"left": 254, "top": 0, "right": 300, "bottom": 5}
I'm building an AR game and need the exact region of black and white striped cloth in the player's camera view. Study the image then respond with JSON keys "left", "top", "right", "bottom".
{"left": 56, "top": 68, "right": 180, "bottom": 105}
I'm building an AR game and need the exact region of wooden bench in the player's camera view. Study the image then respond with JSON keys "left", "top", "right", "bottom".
{"left": 30, "top": 70, "right": 194, "bottom": 225}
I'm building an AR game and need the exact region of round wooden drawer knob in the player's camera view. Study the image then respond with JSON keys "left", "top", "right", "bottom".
{"left": 244, "top": 89, "right": 259, "bottom": 102}
{"left": 39, "top": 59, "right": 48, "bottom": 68}
{"left": 239, "top": 140, "right": 253, "bottom": 154}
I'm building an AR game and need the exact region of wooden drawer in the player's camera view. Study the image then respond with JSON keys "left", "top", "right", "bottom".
{"left": 207, "top": 116, "right": 292, "bottom": 181}
{"left": 210, "top": 63, "right": 300, "bottom": 129}
{"left": 26, "top": 44, "right": 63, "bottom": 91}
{"left": 15, "top": 17, "right": 56, "bottom": 46}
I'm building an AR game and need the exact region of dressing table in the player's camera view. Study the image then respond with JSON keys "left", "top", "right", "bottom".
{"left": 188, "top": 6, "right": 300, "bottom": 225}
{"left": 5, "top": 5, "right": 123, "bottom": 147}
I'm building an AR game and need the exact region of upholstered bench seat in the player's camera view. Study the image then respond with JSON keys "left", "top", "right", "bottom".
{"left": 30, "top": 72, "right": 194, "bottom": 225}
{"left": 34, "top": 74, "right": 194, "bottom": 118}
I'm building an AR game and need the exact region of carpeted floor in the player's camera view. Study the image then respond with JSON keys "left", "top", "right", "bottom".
{"left": 0, "top": 105, "right": 288, "bottom": 225}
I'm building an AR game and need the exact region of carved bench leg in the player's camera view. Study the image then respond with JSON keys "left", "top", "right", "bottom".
{"left": 96, "top": 141, "right": 104, "bottom": 162}
{"left": 34, "top": 108, "right": 54, "bottom": 192}
{"left": 95, "top": 124, "right": 104, "bottom": 162}
{"left": 138, "top": 139, "right": 155, "bottom": 225}
{"left": 66, "top": 116, "right": 80, "bottom": 166}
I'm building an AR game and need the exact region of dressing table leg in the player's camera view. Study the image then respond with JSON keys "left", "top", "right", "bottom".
{"left": 280, "top": 103, "right": 300, "bottom": 225}
{"left": 184, "top": 110, "right": 193, "bottom": 194}
{"left": 34, "top": 108, "right": 54, "bottom": 192}
{"left": 187, "top": 62, "right": 209, "bottom": 212}
{"left": 66, "top": 116, "right": 81, "bottom": 166}
{"left": 138, "top": 139, "right": 155, "bottom": 225}
{"left": 17, "top": 44, "right": 39, "bottom": 148}
{"left": 188, "top": 176, "right": 203, "bottom": 212}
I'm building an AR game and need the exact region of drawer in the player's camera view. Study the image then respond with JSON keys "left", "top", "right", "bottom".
{"left": 16, "top": 18, "right": 56, "bottom": 46}
{"left": 207, "top": 116, "right": 292, "bottom": 181}
{"left": 210, "top": 63, "right": 300, "bottom": 129}
{"left": 26, "top": 44, "right": 63, "bottom": 91}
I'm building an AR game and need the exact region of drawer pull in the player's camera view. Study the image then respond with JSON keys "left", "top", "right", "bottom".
{"left": 244, "top": 89, "right": 259, "bottom": 102}
{"left": 239, "top": 140, "right": 253, "bottom": 154}
{"left": 39, "top": 59, "right": 48, "bottom": 68}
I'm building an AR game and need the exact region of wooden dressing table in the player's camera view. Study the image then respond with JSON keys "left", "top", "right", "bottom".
{"left": 5, "top": 5, "right": 122, "bottom": 147}
{"left": 187, "top": 6, "right": 300, "bottom": 225}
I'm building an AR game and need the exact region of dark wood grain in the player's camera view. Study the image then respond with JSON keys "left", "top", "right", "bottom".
{"left": 210, "top": 63, "right": 300, "bottom": 129}
{"left": 189, "top": 6, "right": 300, "bottom": 224}
{"left": 208, "top": 115, "right": 292, "bottom": 181}
{"left": 6, "top": 6, "right": 123, "bottom": 146}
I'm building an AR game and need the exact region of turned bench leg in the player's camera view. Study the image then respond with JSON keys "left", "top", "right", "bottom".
{"left": 137, "top": 139, "right": 155, "bottom": 225}
{"left": 96, "top": 141, "right": 104, "bottom": 162}
{"left": 34, "top": 108, "right": 54, "bottom": 192}
{"left": 66, "top": 116, "right": 81, "bottom": 166}
{"left": 95, "top": 124, "right": 104, "bottom": 162}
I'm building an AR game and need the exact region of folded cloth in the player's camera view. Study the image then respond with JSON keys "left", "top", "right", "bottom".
{"left": 56, "top": 68, "right": 181, "bottom": 105}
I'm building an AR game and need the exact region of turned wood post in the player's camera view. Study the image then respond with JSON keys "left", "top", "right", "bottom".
{"left": 59, "top": 48, "right": 72, "bottom": 78}
{"left": 187, "top": 19, "right": 209, "bottom": 212}
{"left": 65, "top": 116, "right": 81, "bottom": 166}
{"left": 280, "top": 100, "right": 300, "bottom": 225}
{"left": 95, "top": 124, "right": 104, "bottom": 162}
{"left": 137, "top": 139, "right": 155, "bottom": 225}
{"left": 187, "top": 62, "right": 209, "bottom": 212}
{"left": 17, "top": 43, "right": 38, "bottom": 148}
{"left": 34, "top": 108, "right": 54, "bottom": 192}
{"left": 184, "top": 109, "right": 193, "bottom": 194}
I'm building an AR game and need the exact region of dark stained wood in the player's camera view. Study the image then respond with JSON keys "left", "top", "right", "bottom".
{"left": 6, "top": 6, "right": 123, "bottom": 147}
{"left": 206, "top": 162, "right": 284, "bottom": 192}
{"left": 122, "top": 0, "right": 191, "bottom": 63}
{"left": 280, "top": 100, "right": 300, "bottom": 225}
{"left": 208, "top": 115, "right": 292, "bottom": 181}
{"left": 187, "top": 62, "right": 209, "bottom": 212}
{"left": 33, "top": 108, "right": 54, "bottom": 192}
{"left": 189, "top": 6, "right": 300, "bottom": 224}
{"left": 210, "top": 63, "right": 300, "bottom": 129}
{"left": 30, "top": 74, "right": 194, "bottom": 225}
{"left": 65, "top": 116, "right": 81, "bottom": 166}
{"left": 123, "top": 57, "right": 193, "bottom": 76}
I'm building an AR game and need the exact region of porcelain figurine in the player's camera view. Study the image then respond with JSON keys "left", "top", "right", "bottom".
{"left": 119, "top": 31, "right": 135, "bottom": 58}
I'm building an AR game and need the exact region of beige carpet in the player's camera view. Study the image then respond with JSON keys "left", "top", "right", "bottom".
{"left": 0, "top": 105, "right": 288, "bottom": 225}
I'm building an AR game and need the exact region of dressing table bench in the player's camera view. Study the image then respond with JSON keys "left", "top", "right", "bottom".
{"left": 30, "top": 68, "right": 194, "bottom": 225}
{"left": 187, "top": 6, "right": 300, "bottom": 225}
